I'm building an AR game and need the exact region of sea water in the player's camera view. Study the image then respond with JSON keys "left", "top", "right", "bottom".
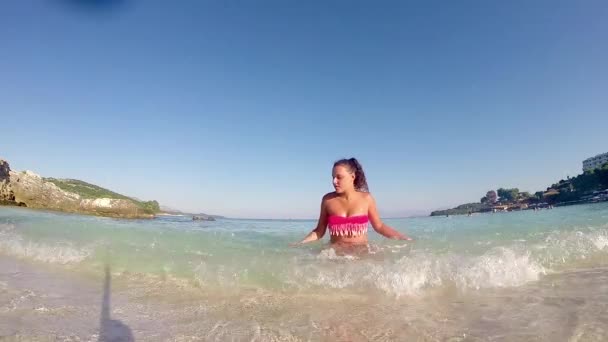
{"left": 1, "top": 203, "right": 608, "bottom": 341}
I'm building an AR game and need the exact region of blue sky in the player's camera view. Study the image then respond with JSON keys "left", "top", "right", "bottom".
{"left": 1, "top": 0, "right": 607, "bottom": 218}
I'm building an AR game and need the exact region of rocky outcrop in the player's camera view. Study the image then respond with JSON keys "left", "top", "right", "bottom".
{"left": 10, "top": 170, "right": 81, "bottom": 210}
{"left": 0, "top": 160, "right": 17, "bottom": 205}
{"left": 193, "top": 215, "right": 215, "bottom": 221}
{"left": 0, "top": 159, "right": 153, "bottom": 219}
{"left": 79, "top": 198, "right": 151, "bottom": 218}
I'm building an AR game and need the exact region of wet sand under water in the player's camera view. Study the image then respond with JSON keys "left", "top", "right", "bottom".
{"left": 1, "top": 256, "right": 608, "bottom": 341}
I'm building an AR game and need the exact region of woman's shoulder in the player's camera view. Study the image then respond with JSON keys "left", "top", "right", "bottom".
{"left": 320, "top": 191, "right": 374, "bottom": 202}
{"left": 321, "top": 192, "right": 338, "bottom": 201}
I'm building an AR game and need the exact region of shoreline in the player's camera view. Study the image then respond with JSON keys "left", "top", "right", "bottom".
{"left": 0, "top": 203, "right": 156, "bottom": 220}
{"left": 431, "top": 196, "right": 608, "bottom": 217}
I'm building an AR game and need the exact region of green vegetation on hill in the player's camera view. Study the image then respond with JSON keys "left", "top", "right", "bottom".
{"left": 137, "top": 200, "right": 161, "bottom": 214}
{"left": 430, "top": 203, "right": 486, "bottom": 216}
{"left": 44, "top": 178, "right": 160, "bottom": 214}
{"left": 543, "top": 163, "right": 608, "bottom": 204}
{"left": 45, "top": 178, "right": 128, "bottom": 199}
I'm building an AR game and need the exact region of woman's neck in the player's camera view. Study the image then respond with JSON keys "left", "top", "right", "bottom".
{"left": 339, "top": 189, "right": 357, "bottom": 201}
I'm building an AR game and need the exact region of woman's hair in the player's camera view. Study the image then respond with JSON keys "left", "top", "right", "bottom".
{"left": 333, "top": 157, "right": 369, "bottom": 192}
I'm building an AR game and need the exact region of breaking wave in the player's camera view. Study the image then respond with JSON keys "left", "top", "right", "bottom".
{"left": 0, "top": 224, "right": 92, "bottom": 264}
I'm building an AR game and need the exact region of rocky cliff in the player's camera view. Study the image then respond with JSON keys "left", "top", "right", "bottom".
{"left": 0, "top": 160, "right": 17, "bottom": 205}
{"left": 0, "top": 159, "right": 154, "bottom": 219}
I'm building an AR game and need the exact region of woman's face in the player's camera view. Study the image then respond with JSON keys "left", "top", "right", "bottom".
{"left": 332, "top": 165, "right": 355, "bottom": 193}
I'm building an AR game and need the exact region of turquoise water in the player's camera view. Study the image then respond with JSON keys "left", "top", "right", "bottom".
{"left": 2, "top": 204, "right": 608, "bottom": 340}
{"left": 2, "top": 203, "right": 608, "bottom": 296}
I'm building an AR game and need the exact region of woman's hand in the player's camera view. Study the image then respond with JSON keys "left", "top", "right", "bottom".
{"left": 395, "top": 234, "right": 413, "bottom": 241}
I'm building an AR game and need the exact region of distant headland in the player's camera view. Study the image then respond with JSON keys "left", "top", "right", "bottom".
{"left": 431, "top": 154, "right": 608, "bottom": 216}
{"left": 0, "top": 159, "right": 220, "bottom": 220}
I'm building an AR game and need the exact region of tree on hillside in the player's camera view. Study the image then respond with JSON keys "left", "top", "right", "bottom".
{"left": 497, "top": 188, "right": 519, "bottom": 202}
{"left": 486, "top": 190, "right": 497, "bottom": 204}
{"left": 141, "top": 200, "right": 160, "bottom": 213}
{"left": 543, "top": 189, "right": 560, "bottom": 204}
{"left": 573, "top": 162, "right": 608, "bottom": 192}
{"left": 600, "top": 162, "right": 608, "bottom": 189}
{"left": 518, "top": 191, "right": 532, "bottom": 201}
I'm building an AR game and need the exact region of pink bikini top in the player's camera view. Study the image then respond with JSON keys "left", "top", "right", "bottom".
{"left": 327, "top": 215, "right": 369, "bottom": 237}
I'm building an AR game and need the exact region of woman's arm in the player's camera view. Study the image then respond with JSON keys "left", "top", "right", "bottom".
{"left": 291, "top": 195, "right": 329, "bottom": 245}
{"left": 368, "top": 193, "right": 412, "bottom": 240}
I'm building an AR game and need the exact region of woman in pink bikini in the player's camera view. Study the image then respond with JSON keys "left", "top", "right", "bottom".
{"left": 293, "top": 158, "right": 412, "bottom": 247}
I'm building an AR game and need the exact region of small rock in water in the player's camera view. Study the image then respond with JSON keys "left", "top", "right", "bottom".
{"left": 193, "top": 215, "right": 215, "bottom": 221}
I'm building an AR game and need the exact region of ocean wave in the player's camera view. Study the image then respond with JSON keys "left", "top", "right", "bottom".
{"left": 288, "top": 246, "right": 545, "bottom": 297}
{"left": 3, "top": 219, "right": 608, "bottom": 299}
{"left": 287, "top": 228, "right": 608, "bottom": 297}
{"left": 120, "top": 227, "right": 608, "bottom": 298}
{"left": 0, "top": 230, "right": 92, "bottom": 265}
{"left": 534, "top": 227, "right": 608, "bottom": 268}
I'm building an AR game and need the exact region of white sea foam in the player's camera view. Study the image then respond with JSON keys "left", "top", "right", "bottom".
{"left": 535, "top": 227, "right": 608, "bottom": 268}
{"left": 185, "top": 227, "right": 608, "bottom": 297}
{"left": 316, "top": 248, "right": 359, "bottom": 261}
{"left": 289, "top": 246, "right": 548, "bottom": 297}
{"left": 0, "top": 231, "right": 92, "bottom": 264}
{"left": 286, "top": 227, "right": 608, "bottom": 297}
{"left": 454, "top": 247, "right": 545, "bottom": 290}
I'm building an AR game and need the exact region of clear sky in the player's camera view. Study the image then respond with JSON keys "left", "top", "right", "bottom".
{"left": 2, "top": 0, "right": 607, "bottom": 218}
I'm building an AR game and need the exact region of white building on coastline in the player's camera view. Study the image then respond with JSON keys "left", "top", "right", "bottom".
{"left": 583, "top": 152, "right": 608, "bottom": 172}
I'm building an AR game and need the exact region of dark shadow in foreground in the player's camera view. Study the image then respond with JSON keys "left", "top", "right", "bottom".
{"left": 99, "top": 265, "right": 134, "bottom": 342}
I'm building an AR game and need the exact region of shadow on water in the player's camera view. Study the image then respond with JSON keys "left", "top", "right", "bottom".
{"left": 99, "top": 265, "right": 134, "bottom": 342}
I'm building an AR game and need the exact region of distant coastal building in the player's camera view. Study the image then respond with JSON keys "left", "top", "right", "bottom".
{"left": 583, "top": 152, "right": 608, "bottom": 172}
